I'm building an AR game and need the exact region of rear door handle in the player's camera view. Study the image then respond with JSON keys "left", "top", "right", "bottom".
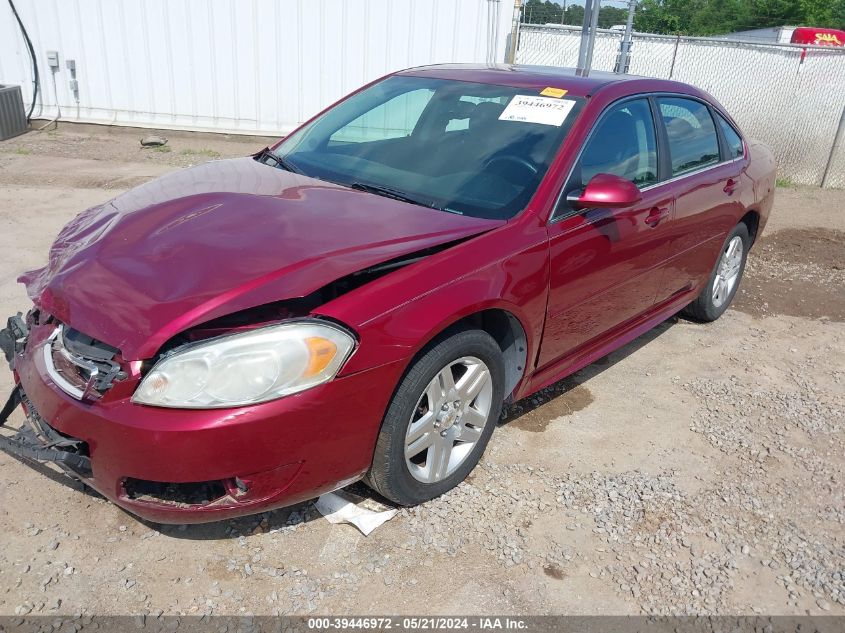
{"left": 644, "top": 206, "right": 669, "bottom": 227}
{"left": 723, "top": 178, "right": 738, "bottom": 195}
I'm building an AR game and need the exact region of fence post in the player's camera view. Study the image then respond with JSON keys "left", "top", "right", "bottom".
{"left": 668, "top": 35, "right": 680, "bottom": 79}
{"left": 821, "top": 102, "right": 845, "bottom": 188}
{"left": 585, "top": 3, "right": 601, "bottom": 74}
{"left": 577, "top": 0, "right": 601, "bottom": 75}
{"left": 576, "top": 0, "right": 592, "bottom": 73}
{"left": 614, "top": 0, "right": 636, "bottom": 73}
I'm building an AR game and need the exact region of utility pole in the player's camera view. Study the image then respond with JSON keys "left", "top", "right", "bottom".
{"left": 560, "top": 0, "right": 567, "bottom": 25}
{"left": 576, "top": 0, "right": 601, "bottom": 76}
{"left": 615, "top": 0, "right": 636, "bottom": 73}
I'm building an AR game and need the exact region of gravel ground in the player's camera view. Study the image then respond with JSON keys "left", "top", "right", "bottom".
{"left": 0, "top": 124, "right": 842, "bottom": 617}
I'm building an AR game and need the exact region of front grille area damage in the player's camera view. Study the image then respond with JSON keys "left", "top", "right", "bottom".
{"left": 0, "top": 312, "right": 28, "bottom": 369}
{"left": 123, "top": 478, "right": 230, "bottom": 508}
{"left": 46, "top": 325, "right": 126, "bottom": 400}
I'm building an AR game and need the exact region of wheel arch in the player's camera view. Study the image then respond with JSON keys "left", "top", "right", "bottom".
{"left": 739, "top": 209, "right": 761, "bottom": 245}
{"left": 443, "top": 308, "right": 528, "bottom": 402}
{"left": 386, "top": 305, "right": 531, "bottom": 404}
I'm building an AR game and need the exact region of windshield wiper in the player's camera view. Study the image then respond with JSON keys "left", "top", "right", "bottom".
{"left": 256, "top": 147, "right": 302, "bottom": 174}
{"left": 349, "top": 182, "right": 442, "bottom": 210}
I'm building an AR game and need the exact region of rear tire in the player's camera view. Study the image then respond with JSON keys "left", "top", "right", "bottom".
{"left": 365, "top": 329, "right": 505, "bottom": 506}
{"left": 682, "top": 222, "right": 750, "bottom": 322}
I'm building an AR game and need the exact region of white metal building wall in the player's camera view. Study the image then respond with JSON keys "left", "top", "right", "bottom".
{"left": 0, "top": 0, "right": 511, "bottom": 135}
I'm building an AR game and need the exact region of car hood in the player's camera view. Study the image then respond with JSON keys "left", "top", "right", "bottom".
{"left": 21, "top": 157, "right": 502, "bottom": 359}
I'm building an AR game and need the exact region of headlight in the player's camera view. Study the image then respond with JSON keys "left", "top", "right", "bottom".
{"left": 132, "top": 321, "right": 355, "bottom": 408}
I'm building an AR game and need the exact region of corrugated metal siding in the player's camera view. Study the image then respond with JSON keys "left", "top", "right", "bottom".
{"left": 0, "top": 0, "right": 511, "bottom": 135}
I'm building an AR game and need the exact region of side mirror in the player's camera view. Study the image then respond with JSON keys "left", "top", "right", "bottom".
{"left": 567, "top": 173, "right": 642, "bottom": 209}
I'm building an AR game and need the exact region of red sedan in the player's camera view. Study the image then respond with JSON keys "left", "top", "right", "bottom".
{"left": 0, "top": 65, "right": 775, "bottom": 523}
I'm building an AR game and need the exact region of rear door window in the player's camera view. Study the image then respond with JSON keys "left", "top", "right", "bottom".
{"left": 658, "top": 97, "right": 720, "bottom": 176}
{"left": 715, "top": 112, "right": 744, "bottom": 159}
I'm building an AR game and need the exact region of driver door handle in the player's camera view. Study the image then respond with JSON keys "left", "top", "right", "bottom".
{"left": 644, "top": 206, "right": 669, "bottom": 227}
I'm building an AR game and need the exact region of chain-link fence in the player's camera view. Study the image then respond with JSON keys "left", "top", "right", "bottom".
{"left": 516, "top": 25, "right": 845, "bottom": 188}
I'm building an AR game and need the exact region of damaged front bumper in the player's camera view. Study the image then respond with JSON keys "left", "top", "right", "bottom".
{"left": 0, "top": 385, "right": 93, "bottom": 477}
{"left": 1, "top": 313, "right": 94, "bottom": 479}
{"left": 0, "top": 314, "right": 404, "bottom": 524}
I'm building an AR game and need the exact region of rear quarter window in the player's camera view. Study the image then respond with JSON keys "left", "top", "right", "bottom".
{"left": 715, "top": 112, "right": 745, "bottom": 159}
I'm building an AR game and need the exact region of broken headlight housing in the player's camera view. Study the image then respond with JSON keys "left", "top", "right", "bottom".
{"left": 132, "top": 321, "right": 355, "bottom": 408}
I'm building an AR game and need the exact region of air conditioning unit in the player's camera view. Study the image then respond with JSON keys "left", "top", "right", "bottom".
{"left": 0, "top": 85, "right": 27, "bottom": 141}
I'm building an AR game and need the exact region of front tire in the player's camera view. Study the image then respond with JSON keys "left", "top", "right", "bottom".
{"left": 365, "top": 329, "right": 505, "bottom": 506}
{"left": 682, "top": 222, "right": 750, "bottom": 322}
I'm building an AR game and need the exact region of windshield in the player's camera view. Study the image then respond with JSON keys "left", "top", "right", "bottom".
{"left": 269, "top": 76, "right": 584, "bottom": 219}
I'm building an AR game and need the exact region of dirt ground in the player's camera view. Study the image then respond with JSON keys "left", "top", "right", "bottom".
{"left": 0, "top": 124, "right": 842, "bottom": 618}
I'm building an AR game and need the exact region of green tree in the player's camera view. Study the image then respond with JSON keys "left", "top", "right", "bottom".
{"left": 633, "top": 0, "right": 845, "bottom": 35}
{"left": 634, "top": 0, "right": 695, "bottom": 34}
{"left": 563, "top": 4, "right": 584, "bottom": 26}
{"left": 799, "top": 0, "right": 845, "bottom": 29}
{"left": 522, "top": 0, "right": 563, "bottom": 24}
{"left": 747, "top": 0, "right": 804, "bottom": 27}
{"left": 689, "top": 0, "right": 754, "bottom": 35}
{"left": 598, "top": 6, "right": 630, "bottom": 28}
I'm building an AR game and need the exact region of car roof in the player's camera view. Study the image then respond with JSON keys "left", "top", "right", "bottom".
{"left": 397, "top": 63, "right": 702, "bottom": 99}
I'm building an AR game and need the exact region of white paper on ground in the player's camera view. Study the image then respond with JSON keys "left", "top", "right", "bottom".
{"left": 314, "top": 491, "right": 398, "bottom": 536}
{"left": 499, "top": 95, "right": 577, "bottom": 127}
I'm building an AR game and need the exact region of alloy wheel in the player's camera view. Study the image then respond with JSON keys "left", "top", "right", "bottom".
{"left": 712, "top": 235, "right": 744, "bottom": 308}
{"left": 404, "top": 356, "right": 493, "bottom": 484}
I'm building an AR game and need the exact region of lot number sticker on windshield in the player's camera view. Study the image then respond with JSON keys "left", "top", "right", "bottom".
{"left": 499, "top": 95, "right": 576, "bottom": 127}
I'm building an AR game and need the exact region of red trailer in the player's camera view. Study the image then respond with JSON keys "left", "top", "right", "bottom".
{"left": 790, "top": 27, "right": 845, "bottom": 47}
